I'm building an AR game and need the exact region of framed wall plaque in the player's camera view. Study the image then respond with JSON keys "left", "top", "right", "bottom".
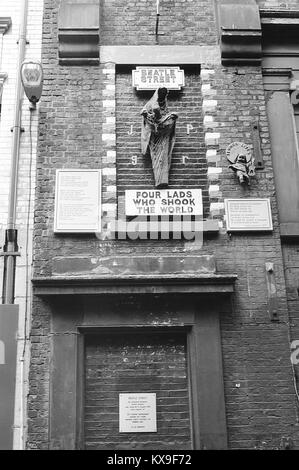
{"left": 54, "top": 169, "right": 101, "bottom": 233}
{"left": 119, "top": 393, "right": 157, "bottom": 433}
{"left": 225, "top": 198, "right": 273, "bottom": 232}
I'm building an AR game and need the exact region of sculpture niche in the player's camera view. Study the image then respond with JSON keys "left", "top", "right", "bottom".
{"left": 141, "top": 88, "right": 178, "bottom": 188}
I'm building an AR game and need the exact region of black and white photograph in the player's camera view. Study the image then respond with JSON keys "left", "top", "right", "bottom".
{"left": 0, "top": 0, "right": 299, "bottom": 458}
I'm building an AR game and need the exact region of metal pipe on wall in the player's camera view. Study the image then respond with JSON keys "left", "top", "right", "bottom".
{"left": 2, "top": 0, "right": 28, "bottom": 304}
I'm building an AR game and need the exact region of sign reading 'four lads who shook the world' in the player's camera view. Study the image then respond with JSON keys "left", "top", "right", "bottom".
{"left": 225, "top": 198, "right": 273, "bottom": 231}
{"left": 125, "top": 189, "right": 202, "bottom": 216}
{"left": 132, "top": 67, "right": 185, "bottom": 90}
{"left": 54, "top": 169, "right": 101, "bottom": 233}
{"left": 119, "top": 393, "right": 157, "bottom": 433}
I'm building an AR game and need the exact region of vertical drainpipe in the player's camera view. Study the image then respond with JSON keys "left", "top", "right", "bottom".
{"left": 2, "top": 0, "right": 28, "bottom": 304}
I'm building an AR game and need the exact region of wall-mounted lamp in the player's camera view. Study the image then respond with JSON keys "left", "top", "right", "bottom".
{"left": 20, "top": 61, "right": 43, "bottom": 109}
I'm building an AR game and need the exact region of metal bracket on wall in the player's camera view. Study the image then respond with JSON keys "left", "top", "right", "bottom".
{"left": 10, "top": 127, "right": 25, "bottom": 133}
{"left": 149, "top": 0, "right": 165, "bottom": 42}
{"left": 0, "top": 252, "right": 21, "bottom": 257}
{"left": 265, "top": 262, "right": 279, "bottom": 322}
{"left": 251, "top": 120, "right": 264, "bottom": 169}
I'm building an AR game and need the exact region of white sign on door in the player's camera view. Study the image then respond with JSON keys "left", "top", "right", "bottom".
{"left": 119, "top": 393, "right": 157, "bottom": 433}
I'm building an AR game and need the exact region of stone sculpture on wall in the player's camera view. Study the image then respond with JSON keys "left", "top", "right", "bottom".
{"left": 226, "top": 142, "right": 255, "bottom": 185}
{"left": 141, "top": 87, "right": 178, "bottom": 188}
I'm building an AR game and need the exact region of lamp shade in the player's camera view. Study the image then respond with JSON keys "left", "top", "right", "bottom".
{"left": 21, "top": 61, "right": 43, "bottom": 104}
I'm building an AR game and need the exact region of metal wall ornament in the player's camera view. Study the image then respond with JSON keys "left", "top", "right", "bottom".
{"left": 226, "top": 142, "right": 255, "bottom": 185}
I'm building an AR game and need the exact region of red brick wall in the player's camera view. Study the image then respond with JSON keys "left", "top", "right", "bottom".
{"left": 100, "top": 0, "right": 218, "bottom": 46}
{"left": 26, "top": 298, "right": 51, "bottom": 449}
{"left": 26, "top": 0, "right": 299, "bottom": 451}
{"left": 116, "top": 68, "right": 210, "bottom": 217}
{"left": 84, "top": 332, "right": 191, "bottom": 450}
{"left": 34, "top": 65, "right": 106, "bottom": 277}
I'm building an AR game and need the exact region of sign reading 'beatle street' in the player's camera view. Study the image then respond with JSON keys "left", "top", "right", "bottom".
{"left": 132, "top": 67, "right": 185, "bottom": 90}
{"left": 225, "top": 198, "right": 273, "bottom": 231}
{"left": 119, "top": 393, "right": 157, "bottom": 433}
{"left": 125, "top": 189, "right": 203, "bottom": 216}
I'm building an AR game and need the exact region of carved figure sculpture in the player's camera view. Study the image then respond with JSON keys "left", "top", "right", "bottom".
{"left": 229, "top": 153, "right": 255, "bottom": 184}
{"left": 141, "top": 87, "right": 178, "bottom": 188}
{"left": 226, "top": 142, "right": 255, "bottom": 185}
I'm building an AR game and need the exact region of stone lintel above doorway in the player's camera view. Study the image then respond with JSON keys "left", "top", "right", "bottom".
{"left": 51, "top": 254, "right": 217, "bottom": 277}
{"left": 99, "top": 45, "right": 221, "bottom": 66}
{"left": 33, "top": 255, "right": 237, "bottom": 296}
{"left": 32, "top": 275, "right": 237, "bottom": 296}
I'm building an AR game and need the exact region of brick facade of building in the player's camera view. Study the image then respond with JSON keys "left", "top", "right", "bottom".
{"left": 0, "top": 0, "right": 44, "bottom": 449}
{"left": 24, "top": 0, "right": 299, "bottom": 450}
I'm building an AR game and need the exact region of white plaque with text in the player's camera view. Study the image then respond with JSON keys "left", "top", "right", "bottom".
{"left": 225, "top": 198, "right": 273, "bottom": 231}
{"left": 54, "top": 169, "right": 101, "bottom": 233}
{"left": 132, "top": 67, "right": 185, "bottom": 90}
{"left": 125, "top": 189, "right": 202, "bottom": 216}
{"left": 119, "top": 393, "right": 157, "bottom": 433}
